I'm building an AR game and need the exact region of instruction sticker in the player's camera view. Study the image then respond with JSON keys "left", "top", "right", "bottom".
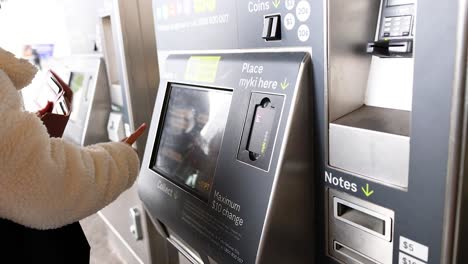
{"left": 399, "top": 252, "right": 426, "bottom": 264}
{"left": 185, "top": 56, "right": 221, "bottom": 83}
{"left": 399, "top": 236, "right": 429, "bottom": 262}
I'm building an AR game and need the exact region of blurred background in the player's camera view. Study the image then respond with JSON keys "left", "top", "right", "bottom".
{"left": 0, "top": 1, "right": 163, "bottom": 263}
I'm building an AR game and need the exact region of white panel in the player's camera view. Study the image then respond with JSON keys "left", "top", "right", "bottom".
{"left": 107, "top": 112, "right": 124, "bottom": 142}
{"left": 399, "top": 252, "right": 426, "bottom": 264}
{"left": 366, "top": 57, "right": 414, "bottom": 111}
{"left": 399, "top": 236, "right": 429, "bottom": 262}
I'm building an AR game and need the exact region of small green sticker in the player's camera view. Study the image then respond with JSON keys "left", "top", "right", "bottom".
{"left": 261, "top": 142, "right": 267, "bottom": 154}
{"left": 185, "top": 56, "right": 221, "bottom": 83}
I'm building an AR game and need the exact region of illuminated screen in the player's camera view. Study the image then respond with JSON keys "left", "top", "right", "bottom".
{"left": 68, "top": 72, "right": 87, "bottom": 122}
{"left": 152, "top": 84, "right": 232, "bottom": 201}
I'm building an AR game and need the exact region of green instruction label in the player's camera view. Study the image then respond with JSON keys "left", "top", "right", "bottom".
{"left": 185, "top": 56, "right": 221, "bottom": 83}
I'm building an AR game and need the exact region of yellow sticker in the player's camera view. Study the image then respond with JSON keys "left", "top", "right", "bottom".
{"left": 185, "top": 56, "right": 221, "bottom": 83}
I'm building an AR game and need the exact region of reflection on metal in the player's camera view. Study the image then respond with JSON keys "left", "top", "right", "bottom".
{"left": 329, "top": 106, "right": 410, "bottom": 188}
{"left": 256, "top": 57, "right": 315, "bottom": 264}
{"left": 97, "top": 0, "right": 160, "bottom": 263}
{"left": 326, "top": 0, "right": 380, "bottom": 122}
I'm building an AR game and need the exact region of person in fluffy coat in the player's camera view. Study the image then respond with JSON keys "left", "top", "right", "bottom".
{"left": 0, "top": 47, "right": 146, "bottom": 230}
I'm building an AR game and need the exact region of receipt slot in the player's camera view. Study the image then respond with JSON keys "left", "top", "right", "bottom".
{"left": 139, "top": 53, "right": 314, "bottom": 264}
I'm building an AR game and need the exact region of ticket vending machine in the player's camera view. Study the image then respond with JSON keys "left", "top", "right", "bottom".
{"left": 325, "top": 0, "right": 468, "bottom": 263}
{"left": 139, "top": 0, "right": 468, "bottom": 264}
{"left": 61, "top": 55, "right": 111, "bottom": 146}
{"left": 97, "top": 0, "right": 160, "bottom": 263}
{"left": 139, "top": 1, "right": 316, "bottom": 263}
{"left": 139, "top": 53, "right": 315, "bottom": 264}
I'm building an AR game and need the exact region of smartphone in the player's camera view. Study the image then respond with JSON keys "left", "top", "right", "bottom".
{"left": 49, "top": 76, "right": 70, "bottom": 115}
{"left": 36, "top": 71, "right": 70, "bottom": 116}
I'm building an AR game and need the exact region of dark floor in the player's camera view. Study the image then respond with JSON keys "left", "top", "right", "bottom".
{"left": 81, "top": 214, "right": 126, "bottom": 264}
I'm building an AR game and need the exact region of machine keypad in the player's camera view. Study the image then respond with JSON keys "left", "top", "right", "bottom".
{"left": 383, "top": 15, "right": 412, "bottom": 38}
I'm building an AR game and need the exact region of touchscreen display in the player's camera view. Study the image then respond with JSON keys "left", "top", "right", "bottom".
{"left": 68, "top": 72, "right": 88, "bottom": 121}
{"left": 152, "top": 84, "right": 232, "bottom": 201}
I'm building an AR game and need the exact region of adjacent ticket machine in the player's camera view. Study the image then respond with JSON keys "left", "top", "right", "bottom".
{"left": 139, "top": 0, "right": 468, "bottom": 263}
{"left": 97, "top": 0, "right": 160, "bottom": 263}
{"left": 61, "top": 55, "right": 111, "bottom": 146}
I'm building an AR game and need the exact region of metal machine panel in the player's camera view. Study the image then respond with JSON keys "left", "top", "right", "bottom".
{"left": 61, "top": 55, "right": 111, "bottom": 146}
{"left": 145, "top": 0, "right": 468, "bottom": 263}
{"left": 97, "top": 0, "right": 160, "bottom": 263}
{"left": 139, "top": 52, "right": 314, "bottom": 264}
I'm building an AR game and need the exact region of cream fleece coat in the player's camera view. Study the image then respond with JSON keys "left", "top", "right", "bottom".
{"left": 0, "top": 48, "right": 140, "bottom": 230}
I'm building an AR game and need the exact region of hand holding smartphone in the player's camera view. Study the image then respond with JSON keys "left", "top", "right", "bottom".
{"left": 38, "top": 70, "right": 73, "bottom": 137}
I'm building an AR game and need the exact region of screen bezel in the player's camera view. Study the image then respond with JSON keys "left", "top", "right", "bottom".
{"left": 149, "top": 83, "right": 233, "bottom": 202}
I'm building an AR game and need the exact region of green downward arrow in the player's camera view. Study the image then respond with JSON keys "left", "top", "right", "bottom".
{"left": 272, "top": 0, "right": 281, "bottom": 8}
{"left": 280, "top": 78, "right": 289, "bottom": 90}
{"left": 362, "top": 184, "right": 374, "bottom": 197}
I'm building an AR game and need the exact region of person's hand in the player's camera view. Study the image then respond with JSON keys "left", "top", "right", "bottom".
{"left": 123, "top": 123, "right": 147, "bottom": 146}
{"left": 36, "top": 101, "right": 54, "bottom": 118}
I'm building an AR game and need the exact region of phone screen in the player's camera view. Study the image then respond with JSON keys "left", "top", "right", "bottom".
{"left": 36, "top": 72, "right": 69, "bottom": 115}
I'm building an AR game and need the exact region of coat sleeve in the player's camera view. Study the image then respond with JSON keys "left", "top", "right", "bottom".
{"left": 0, "top": 70, "right": 140, "bottom": 230}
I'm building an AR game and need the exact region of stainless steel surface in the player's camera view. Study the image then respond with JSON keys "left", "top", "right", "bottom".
{"left": 444, "top": 0, "right": 468, "bottom": 262}
{"left": 326, "top": 0, "right": 414, "bottom": 189}
{"left": 333, "top": 241, "right": 379, "bottom": 264}
{"left": 130, "top": 207, "right": 144, "bottom": 241}
{"left": 329, "top": 121, "right": 410, "bottom": 188}
{"left": 256, "top": 55, "right": 315, "bottom": 264}
{"left": 97, "top": 0, "right": 161, "bottom": 263}
{"left": 62, "top": 56, "right": 111, "bottom": 147}
{"left": 330, "top": 104, "right": 410, "bottom": 188}
{"left": 111, "top": 0, "right": 159, "bottom": 156}
{"left": 100, "top": 14, "right": 121, "bottom": 88}
{"left": 333, "top": 105, "right": 410, "bottom": 137}
{"left": 328, "top": 189, "right": 394, "bottom": 264}
{"left": 167, "top": 236, "right": 203, "bottom": 264}
{"left": 333, "top": 197, "right": 392, "bottom": 242}
{"left": 327, "top": 0, "right": 380, "bottom": 122}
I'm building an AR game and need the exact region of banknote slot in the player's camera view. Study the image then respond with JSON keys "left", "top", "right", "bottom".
{"left": 334, "top": 241, "right": 380, "bottom": 264}
{"left": 334, "top": 197, "right": 392, "bottom": 241}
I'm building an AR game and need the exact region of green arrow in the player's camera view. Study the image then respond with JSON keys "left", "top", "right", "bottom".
{"left": 362, "top": 184, "right": 374, "bottom": 197}
{"left": 280, "top": 78, "right": 289, "bottom": 90}
{"left": 272, "top": 0, "right": 281, "bottom": 8}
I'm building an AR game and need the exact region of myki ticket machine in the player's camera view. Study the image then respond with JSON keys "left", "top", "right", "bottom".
{"left": 61, "top": 55, "right": 111, "bottom": 146}
{"left": 326, "top": 0, "right": 468, "bottom": 264}
{"left": 97, "top": 0, "right": 160, "bottom": 263}
{"left": 139, "top": 1, "right": 315, "bottom": 263}
{"left": 139, "top": 53, "right": 314, "bottom": 264}
{"left": 139, "top": 0, "right": 468, "bottom": 264}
